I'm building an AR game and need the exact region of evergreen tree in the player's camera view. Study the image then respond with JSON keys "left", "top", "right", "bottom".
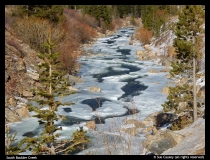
{"left": 14, "top": 5, "right": 65, "bottom": 23}
{"left": 22, "top": 33, "right": 89, "bottom": 154}
{"left": 162, "top": 5, "right": 204, "bottom": 121}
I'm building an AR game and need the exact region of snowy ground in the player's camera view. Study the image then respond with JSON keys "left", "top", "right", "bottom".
{"left": 7, "top": 27, "right": 173, "bottom": 155}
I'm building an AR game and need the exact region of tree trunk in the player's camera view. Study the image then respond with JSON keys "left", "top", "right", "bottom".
{"left": 193, "top": 57, "right": 197, "bottom": 121}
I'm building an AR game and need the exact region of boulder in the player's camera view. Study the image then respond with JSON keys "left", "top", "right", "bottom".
{"left": 68, "top": 75, "right": 84, "bottom": 86}
{"left": 136, "top": 50, "right": 145, "bottom": 56}
{"left": 144, "top": 44, "right": 150, "bottom": 49}
{"left": 8, "top": 97, "right": 16, "bottom": 107}
{"left": 138, "top": 55, "right": 143, "bottom": 60}
{"left": 85, "top": 121, "right": 96, "bottom": 130}
{"left": 16, "top": 106, "right": 30, "bottom": 119}
{"left": 147, "top": 52, "right": 155, "bottom": 59}
{"left": 22, "top": 90, "right": 33, "bottom": 97}
{"left": 162, "top": 86, "right": 170, "bottom": 95}
{"left": 88, "top": 86, "right": 101, "bottom": 92}
{"left": 142, "top": 120, "right": 152, "bottom": 126}
{"left": 149, "top": 69, "right": 158, "bottom": 73}
{"left": 15, "top": 58, "right": 26, "bottom": 73}
{"left": 149, "top": 138, "right": 174, "bottom": 155}
{"left": 163, "top": 130, "right": 185, "bottom": 146}
{"left": 68, "top": 86, "right": 78, "bottom": 92}
{"left": 143, "top": 129, "right": 175, "bottom": 155}
{"left": 124, "top": 119, "right": 146, "bottom": 128}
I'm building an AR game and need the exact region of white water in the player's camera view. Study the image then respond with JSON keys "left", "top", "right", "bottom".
{"left": 8, "top": 27, "right": 173, "bottom": 155}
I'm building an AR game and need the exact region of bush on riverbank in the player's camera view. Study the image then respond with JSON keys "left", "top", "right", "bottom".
{"left": 134, "top": 27, "right": 153, "bottom": 45}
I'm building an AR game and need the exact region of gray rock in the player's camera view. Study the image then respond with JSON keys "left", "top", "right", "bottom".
{"left": 149, "top": 138, "right": 174, "bottom": 155}
{"left": 164, "top": 130, "right": 185, "bottom": 146}
{"left": 67, "top": 75, "right": 84, "bottom": 86}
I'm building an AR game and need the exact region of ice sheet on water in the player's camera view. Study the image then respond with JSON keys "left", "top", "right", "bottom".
{"left": 58, "top": 104, "right": 93, "bottom": 120}
{"left": 92, "top": 101, "right": 127, "bottom": 118}
{"left": 7, "top": 117, "right": 40, "bottom": 142}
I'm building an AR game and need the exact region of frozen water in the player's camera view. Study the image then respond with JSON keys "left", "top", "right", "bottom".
{"left": 8, "top": 27, "right": 172, "bottom": 155}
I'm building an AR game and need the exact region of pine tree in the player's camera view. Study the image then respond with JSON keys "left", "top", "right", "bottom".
{"left": 22, "top": 33, "right": 89, "bottom": 155}
{"left": 162, "top": 5, "right": 204, "bottom": 121}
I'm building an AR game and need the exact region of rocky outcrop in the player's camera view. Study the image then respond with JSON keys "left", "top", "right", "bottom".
{"left": 161, "top": 118, "right": 205, "bottom": 155}
{"left": 5, "top": 28, "right": 40, "bottom": 123}
{"left": 88, "top": 86, "right": 101, "bottom": 92}
{"left": 143, "top": 128, "right": 185, "bottom": 155}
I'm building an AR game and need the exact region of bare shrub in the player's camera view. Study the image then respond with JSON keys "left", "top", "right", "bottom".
{"left": 57, "top": 42, "right": 80, "bottom": 75}
{"left": 83, "top": 14, "right": 98, "bottom": 29}
{"left": 13, "top": 17, "right": 65, "bottom": 52}
{"left": 108, "top": 18, "right": 123, "bottom": 31}
{"left": 135, "top": 27, "right": 153, "bottom": 45}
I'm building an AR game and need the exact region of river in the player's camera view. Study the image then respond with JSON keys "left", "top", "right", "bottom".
{"left": 9, "top": 27, "right": 172, "bottom": 155}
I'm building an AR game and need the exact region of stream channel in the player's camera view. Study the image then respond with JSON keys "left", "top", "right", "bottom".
{"left": 9, "top": 27, "right": 172, "bottom": 155}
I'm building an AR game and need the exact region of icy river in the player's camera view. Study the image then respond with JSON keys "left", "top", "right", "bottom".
{"left": 9, "top": 27, "right": 172, "bottom": 155}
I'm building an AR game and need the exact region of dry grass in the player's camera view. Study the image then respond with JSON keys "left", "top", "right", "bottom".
{"left": 135, "top": 27, "right": 153, "bottom": 45}
{"left": 13, "top": 17, "right": 65, "bottom": 52}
